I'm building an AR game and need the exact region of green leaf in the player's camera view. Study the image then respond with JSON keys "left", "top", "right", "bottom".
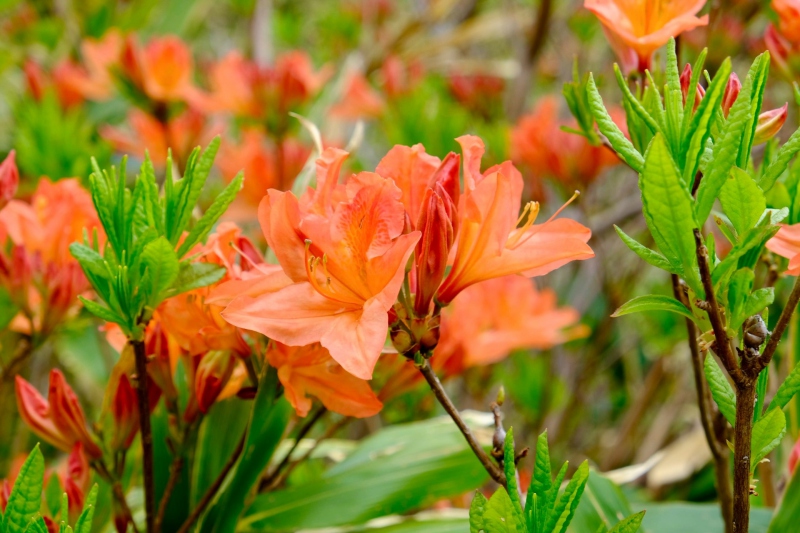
{"left": 614, "top": 226, "right": 677, "bottom": 274}
{"left": 737, "top": 53, "right": 770, "bottom": 169}
{"left": 73, "top": 485, "right": 98, "bottom": 533}
{"left": 704, "top": 356, "right": 736, "bottom": 426}
{"left": 546, "top": 461, "right": 590, "bottom": 533}
{"left": 528, "top": 431, "right": 552, "bottom": 533}
{"left": 759, "top": 126, "right": 800, "bottom": 191}
{"left": 483, "top": 489, "right": 520, "bottom": 533}
{"left": 613, "top": 64, "right": 659, "bottom": 134}
{"left": 612, "top": 295, "right": 698, "bottom": 324}
{"left": 68, "top": 243, "right": 108, "bottom": 280}
{"left": 2, "top": 445, "right": 45, "bottom": 533}
{"left": 751, "top": 407, "right": 786, "bottom": 472}
{"left": 719, "top": 168, "right": 766, "bottom": 235}
{"left": 607, "top": 512, "right": 646, "bottom": 533}
{"left": 726, "top": 269, "right": 754, "bottom": 332}
{"left": 587, "top": 74, "right": 644, "bottom": 173}
{"left": 755, "top": 367, "right": 769, "bottom": 424}
{"left": 682, "top": 58, "right": 731, "bottom": 186}
{"left": 664, "top": 38, "right": 684, "bottom": 160}
{"left": 769, "top": 363, "right": 800, "bottom": 412}
{"left": 176, "top": 172, "right": 244, "bottom": 258}
{"left": 201, "top": 365, "right": 292, "bottom": 533}
{"left": 712, "top": 223, "right": 781, "bottom": 289}
{"left": 470, "top": 492, "right": 489, "bottom": 533}
{"left": 171, "top": 136, "right": 220, "bottom": 242}
{"left": 502, "top": 428, "right": 524, "bottom": 527}
{"left": 696, "top": 54, "right": 768, "bottom": 224}
{"left": 768, "top": 454, "right": 800, "bottom": 532}
{"left": 172, "top": 262, "right": 226, "bottom": 296}
{"left": 21, "top": 517, "right": 47, "bottom": 533}
{"left": 141, "top": 236, "right": 180, "bottom": 304}
{"left": 639, "top": 134, "right": 702, "bottom": 295}
{"left": 572, "top": 472, "right": 636, "bottom": 533}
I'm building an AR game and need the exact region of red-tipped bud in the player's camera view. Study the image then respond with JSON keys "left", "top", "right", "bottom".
{"left": 429, "top": 152, "right": 460, "bottom": 208}
{"left": 0, "top": 150, "right": 19, "bottom": 210}
{"left": 413, "top": 189, "right": 456, "bottom": 316}
{"left": 722, "top": 73, "right": 742, "bottom": 118}
{"left": 194, "top": 351, "right": 236, "bottom": 415}
{"left": 679, "top": 64, "right": 704, "bottom": 111}
{"left": 790, "top": 435, "right": 800, "bottom": 474}
{"left": 15, "top": 370, "right": 102, "bottom": 459}
{"left": 111, "top": 374, "right": 139, "bottom": 450}
{"left": 58, "top": 443, "right": 91, "bottom": 521}
{"left": 754, "top": 103, "right": 789, "bottom": 144}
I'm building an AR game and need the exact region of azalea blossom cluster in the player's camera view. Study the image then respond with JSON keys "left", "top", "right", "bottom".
{"left": 215, "top": 136, "right": 594, "bottom": 396}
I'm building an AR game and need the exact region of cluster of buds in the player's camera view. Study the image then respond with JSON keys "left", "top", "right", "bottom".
{"left": 680, "top": 65, "right": 788, "bottom": 144}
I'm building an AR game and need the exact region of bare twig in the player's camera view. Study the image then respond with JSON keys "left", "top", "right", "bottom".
{"left": 132, "top": 339, "right": 155, "bottom": 533}
{"left": 755, "top": 275, "right": 800, "bottom": 374}
{"left": 259, "top": 406, "right": 327, "bottom": 491}
{"left": 417, "top": 359, "right": 506, "bottom": 486}
{"left": 93, "top": 460, "right": 140, "bottom": 533}
{"left": 176, "top": 433, "right": 246, "bottom": 533}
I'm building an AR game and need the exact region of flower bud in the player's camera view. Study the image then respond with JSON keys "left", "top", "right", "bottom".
{"left": 754, "top": 103, "right": 788, "bottom": 145}
{"left": 413, "top": 190, "right": 455, "bottom": 317}
{"left": 679, "top": 64, "right": 704, "bottom": 111}
{"left": 58, "top": 443, "right": 91, "bottom": 522}
{"left": 722, "top": 73, "right": 742, "bottom": 118}
{"left": 194, "top": 350, "right": 236, "bottom": 416}
{"left": 15, "top": 370, "right": 103, "bottom": 459}
{"left": 0, "top": 150, "right": 19, "bottom": 210}
{"left": 111, "top": 374, "right": 139, "bottom": 451}
{"left": 789, "top": 435, "right": 800, "bottom": 474}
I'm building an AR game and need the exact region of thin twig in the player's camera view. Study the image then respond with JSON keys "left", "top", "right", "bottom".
{"left": 756, "top": 275, "right": 800, "bottom": 374}
{"left": 154, "top": 456, "right": 184, "bottom": 533}
{"left": 417, "top": 359, "right": 506, "bottom": 486}
{"left": 176, "top": 433, "right": 246, "bottom": 533}
{"left": 93, "top": 460, "right": 140, "bottom": 533}
{"left": 132, "top": 339, "right": 155, "bottom": 533}
{"left": 694, "top": 229, "right": 745, "bottom": 384}
{"left": 258, "top": 405, "right": 327, "bottom": 491}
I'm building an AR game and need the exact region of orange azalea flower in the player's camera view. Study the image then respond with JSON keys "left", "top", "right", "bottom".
{"left": 435, "top": 136, "right": 594, "bottom": 305}
{"left": 267, "top": 342, "right": 382, "bottom": 417}
{"left": 101, "top": 107, "right": 222, "bottom": 170}
{"left": 217, "top": 130, "right": 311, "bottom": 205}
{"left": 120, "top": 34, "right": 194, "bottom": 102}
{"left": 0, "top": 179, "right": 103, "bottom": 334}
{"left": 220, "top": 148, "right": 420, "bottom": 379}
{"left": 767, "top": 0, "right": 800, "bottom": 77}
{"left": 330, "top": 72, "right": 385, "bottom": 120}
{"left": 767, "top": 224, "right": 800, "bottom": 274}
{"left": 0, "top": 151, "right": 19, "bottom": 211}
{"left": 15, "top": 370, "right": 103, "bottom": 459}
{"left": 511, "top": 96, "right": 622, "bottom": 187}
{"left": 380, "top": 275, "right": 587, "bottom": 398}
{"left": 54, "top": 30, "right": 123, "bottom": 102}
{"left": 585, "top": 0, "right": 709, "bottom": 73}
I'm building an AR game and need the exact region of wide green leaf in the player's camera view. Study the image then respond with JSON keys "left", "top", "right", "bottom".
{"left": 2, "top": 445, "right": 45, "bottom": 533}
{"left": 614, "top": 226, "right": 677, "bottom": 274}
{"left": 612, "top": 295, "right": 698, "bottom": 324}
{"left": 141, "top": 236, "right": 180, "bottom": 304}
{"left": 704, "top": 356, "right": 736, "bottom": 426}
{"left": 483, "top": 489, "right": 519, "bottom": 533}
{"left": 470, "top": 492, "right": 489, "bottom": 533}
{"left": 719, "top": 168, "right": 766, "bottom": 235}
{"left": 639, "top": 134, "right": 702, "bottom": 295}
{"left": 172, "top": 262, "right": 226, "bottom": 297}
{"left": 751, "top": 406, "right": 786, "bottom": 472}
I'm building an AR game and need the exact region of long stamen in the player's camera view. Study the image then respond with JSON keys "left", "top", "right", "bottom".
{"left": 506, "top": 191, "right": 581, "bottom": 250}
{"left": 545, "top": 190, "right": 580, "bottom": 224}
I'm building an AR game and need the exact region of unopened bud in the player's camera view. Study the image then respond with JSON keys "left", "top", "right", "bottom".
{"left": 743, "top": 315, "right": 769, "bottom": 349}
{"left": 754, "top": 103, "right": 788, "bottom": 145}
{"left": 722, "top": 73, "right": 742, "bottom": 118}
{"left": 496, "top": 386, "right": 506, "bottom": 407}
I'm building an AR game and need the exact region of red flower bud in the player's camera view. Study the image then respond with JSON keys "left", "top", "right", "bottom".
{"left": 15, "top": 370, "right": 102, "bottom": 459}
{"left": 193, "top": 350, "right": 236, "bottom": 416}
{"left": 0, "top": 150, "right": 19, "bottom": 210}
{"left": 790, "top": 434, "right": 800, "bottom": 474}
{"left": 722, "top": 73, "right": 742, "bottom": 118}
{"left": 111, "top": 374, "right": 139, "bottom": 450}
{"left": 754, "top": 103, "right": 789, "bottom": 144}
{"left": 413, "top": 188, "right": 456, "bottom": 316}
{"left": 679, "top": 64, "right": 704, "bottom": 111}
{"left": 58, "top": 443, "right": 91, "bottom": 521}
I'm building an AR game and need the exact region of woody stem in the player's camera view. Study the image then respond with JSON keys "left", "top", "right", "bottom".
{"left": 417, "top": 359, "right": 507, "bottom": 487}
{"left": 132, "top": 339, "right": 155, "bottom": 533}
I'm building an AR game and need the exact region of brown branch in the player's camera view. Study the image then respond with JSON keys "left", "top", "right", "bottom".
{"left": 176, "top": 433, "right": 246, "bottom": 533}
{"left": 154, "top": 456, "right": 184, "bottom": 533}
{"left": 694, "top": 229, "right": 745, "bottom": 385}
{"left": 259, "top": 405, "right": 327, "bottom": 492}
{"left": 417, "top": 359, "right": 506, "bottom": 486}
{"left": 733, "top": 382, "right": 757, "bottom": 533}
{"left": 132, "top": 339, "right": 155, "bottom": 533}
{"left": 755, "top": 274, "right": 800, "bottom": 374}
{"left": 672, "top": 274, "right": 733, "bottom": 531}
{"left": 93, "top": 461, "right": 140, "bottom": 533}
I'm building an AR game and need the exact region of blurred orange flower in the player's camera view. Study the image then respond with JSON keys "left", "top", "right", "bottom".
{"left": 330, "top": 72, "right": 385, "bottom": 120}
{"left": 267, "top": 341, "right": 382, "bottom": 417}
{"left": 767, "top": 224, "right": 800, "bottom": 275}
{"left": 585, "top": 0, "right": 708, "bottom": 72}
{"left": 511, "top": 96, "right": 621, "bottom": 187}
{"left": 120, "top": 34, "right": 194, "bottom": 102}
{"left": 0, "top": 151, "right": 19, "bottom": 211}
{"left": 55, "top": 30, "right": 124, "bottom": 102}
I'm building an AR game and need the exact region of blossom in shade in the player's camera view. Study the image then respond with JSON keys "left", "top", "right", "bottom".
{"left": 15, "top": 370, "right": 102, "bottom": 459}
{"left": 267, "top": 341, "right": 383, "bottom": 417}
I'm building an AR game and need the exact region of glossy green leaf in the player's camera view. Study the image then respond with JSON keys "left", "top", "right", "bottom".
{"left": 751, "top": 407, "right": 786, "bottom": 472}
{"left": 170, "top": 136, "right": 220, "bottom": 243}
{"left": 141, "top": 236, "right": 179, "bottom": 304}
{"left": 2, "top": 445, "right": 45, "bottom": 533}
{"left": 614, "top": 226, "right": 677, "bottom": 274}
{"left": 639, "top": 134, "right": 702, "bottom": 295}
{"left": 607, "top": 511, "right": 645, "bottom": 533}
{"left": 470, "top": 492, "right": 489, "bottom": 533}
{"left": 21, "top": 517, "right": 47, "bottom": 533}
{"left": 613, "top": 64, "right": 659, "bottom": 134}
{"left": 664, "top": 38, "right": 684, "bottom": 160}
{"left": 737, "top": 53, "right": 770, "bottom": 169}
{"left": 528, "top": 430, "right": 552, "bottom": 533}
{"left": 502, "top": 429, "right": 524, "bottom": 528}
{"left": 719, "top": 168, "right": 766, "bottom": 235}
{"left": 612, "top": 295, "right": 698, "bottom": 324}
{"left": 587, "top": 74, "right": 644, "bottom": 173}
{"left": 759, "top": 126, "right": 800, "bottom": 191}
{"left": 546, "top": 461, "right": 589, "bottom": 533}
{"left": 704, "top": 356, "right": 736, "bottom": 426}
{"left": 769, "top": 361, "right": 800, "bottom": 412}
{"left": 73, "top": 485, "right": 98, "bottom": 533}
{"left": 176, "top": 172, "right": 244, "bottom": 258}
{"left": 172, "top": 262, "right": 226, "bottom": 297}
{"left": 483, "top": 489, "right": 519, "bottom": 533}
